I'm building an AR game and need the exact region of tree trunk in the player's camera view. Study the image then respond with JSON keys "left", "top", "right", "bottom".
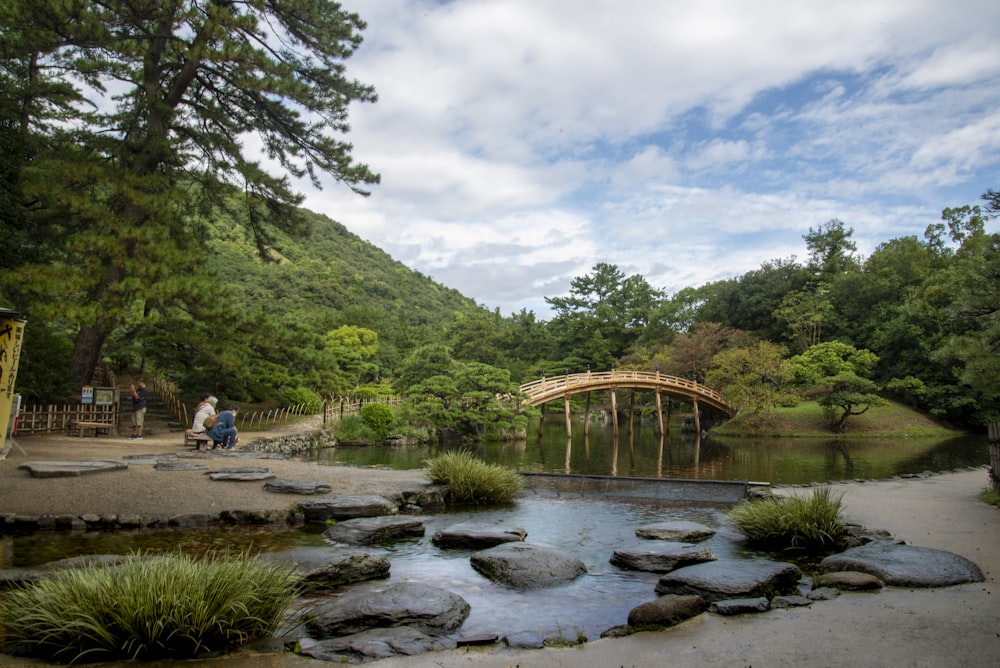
{"left": 70, "top": 322, "right": 109, "bottom": 389}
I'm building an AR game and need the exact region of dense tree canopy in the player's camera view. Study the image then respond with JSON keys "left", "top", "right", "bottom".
{"left": 1, "top": 0, "right": 379, "bottom": 388}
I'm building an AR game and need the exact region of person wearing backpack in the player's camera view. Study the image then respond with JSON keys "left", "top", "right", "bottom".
{"left": 206, "top": 404, "right": 239, "bottom": 450}
{"left": 192, "top": 395, "right": 218, "bottom": 433}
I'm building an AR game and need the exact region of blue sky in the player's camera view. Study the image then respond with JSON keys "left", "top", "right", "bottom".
{"left": 300, "top": 0, "right": 1000, "bottom": 318}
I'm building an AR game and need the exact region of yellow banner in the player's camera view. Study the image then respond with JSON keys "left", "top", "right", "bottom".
{"left": 0, "top": 311, "right": 26, "bottom": 446}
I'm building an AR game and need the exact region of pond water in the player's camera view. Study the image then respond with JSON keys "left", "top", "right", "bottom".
{"left": 0, "top": 421, "right": 988, "bottom": 651}
{"left": 317, "top": 419, "right": 988, "bottom": 485}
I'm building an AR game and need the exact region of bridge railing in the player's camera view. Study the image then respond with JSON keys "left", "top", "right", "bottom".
{"left": 520, "top": 370, "right": 728, "bottom": 408}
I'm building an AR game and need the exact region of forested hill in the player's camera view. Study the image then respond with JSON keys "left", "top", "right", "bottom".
{"left": 216, "top": 207, "right": 477, "bottom": 327}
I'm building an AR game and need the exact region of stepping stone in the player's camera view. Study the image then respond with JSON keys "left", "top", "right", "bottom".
{"left": 654, "top": 558, "right": 801, "bottom": 602}
{"left": 635, "top": 520, "right": 716, "bottom": 542}
{"left": 298, "top": 495, "right": 398, "bottom": 523}
{"left": 610, "top": 541, "right": 716, "bottom": 573}
{"left": 470, "top": 543, "right": 587, "bottom": 590}
{"left": 17, "top": 460, "right": 128, "bottom": 478}
{"left": 264, "top": 479, "right": 332, "bottom": 495}
{"left": 155, "top": 461, "right": 208, "bottom": 471}
{"left": 207, "top": 466, "right": 275, "bottom": 481}
{"left": 431, "top": 522, "right": 527, "bottom": 549}
{"left": 307, "top": 582, "right": 470, "bottom": 637}
{"left": 324, "top": 515, "right": 426, "bottom": 545}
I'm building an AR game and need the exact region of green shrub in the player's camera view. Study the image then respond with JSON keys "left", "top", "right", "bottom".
{"left": 360, "top": 402, "right": 396, "bottom": 437}
{"left": 281, "top": 386, "right": 322, "bottom": 412}
{"left": 425, "top": 450, "right": 525, "bottom": 505}
{"left": 0, "top": 551, "right": 299, "bottom": 662}
{"left": 334, "top": 413, "right": 378, "bottom": 441}
{"left": 727, "top": 486, "right": 846, "bottom": 553}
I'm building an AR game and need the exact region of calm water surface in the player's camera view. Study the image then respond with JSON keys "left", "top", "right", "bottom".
{"left": 317, "top": 419, "right": 988, "bottom": 484}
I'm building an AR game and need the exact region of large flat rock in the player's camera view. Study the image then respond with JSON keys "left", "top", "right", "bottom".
{"left": 323, "top": 515, "right": 426, "bottom": 545}
{"left": 431, "top": 522, "right": 527, "bottom": 549}
{"left": 470, "top": 542, "right": 587, "bottom": 590}
{"left": 297, "top": 494, "right": 398, "bottom": 523}
{"left": 308, "top": 582, "right": 470, "bottom": 637}
{"left": 655, "top": 558, "right": 801, "bottom": 602}
{"left": 610, "top": 541, "right": 716, "bottom": 573}
{"left": 820, "top": 542, "right": 984, "bottom": 587}
{"left": 17, "top": 460, "right": 127, "bottom": 478}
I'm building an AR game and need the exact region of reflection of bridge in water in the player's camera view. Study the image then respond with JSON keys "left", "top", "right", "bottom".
{"left": 519, "top": 370, "right": 733, "bottom": 437}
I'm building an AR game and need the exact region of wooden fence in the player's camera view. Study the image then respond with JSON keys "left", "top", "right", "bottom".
{"left": 13, "top": 376, "right": 404, "bottom": 437}
{"left": 15, "top": 403, "right": 119, "bottom": 436}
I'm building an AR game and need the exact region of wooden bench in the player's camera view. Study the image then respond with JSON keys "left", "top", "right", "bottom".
{"left": 184, "top": 430, "right": 214, "bottom": 450}
{"left": 69, "top": 421, "right": 116, "bottom": 438}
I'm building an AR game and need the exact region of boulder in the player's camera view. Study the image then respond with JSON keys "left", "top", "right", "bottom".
{"left": 470, "top": 542, "right": 587, "bottom": 590}
{"left": 627, "top": 594, "right": 707, "bottom": 628}
{"left": 323, "top": 515, "right": 426, "bottom": 546}
{"left": 610, "top": 541, "right": 716, "bottom": 573}
{"left": 432, "top": 522, "right": 527, "bottom": 549}
{"left": 654, "top": 558, "right": 801, "bottom": 602}
{"left": 308, "top": 582, "right": 470, "bottom": 637}
{"left": 634, "top": 520, "right": 716, "bottom": 542}
{"left": 297, "top": 495, "right": 398, "bottom": 523}
{"left": 260, "top": 547, "right": 390, "bottom": 588}
{"left": 819, "top": 542, "right": 984, "bottom": 587}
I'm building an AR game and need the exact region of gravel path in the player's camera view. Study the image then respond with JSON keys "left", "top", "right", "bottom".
{"left": 0, "top": 423, "right": 428, "bottom": 518}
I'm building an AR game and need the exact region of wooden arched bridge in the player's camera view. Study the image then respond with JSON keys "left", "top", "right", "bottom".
{"left": 519, "top": 370, "right": 732, "bottom": 437}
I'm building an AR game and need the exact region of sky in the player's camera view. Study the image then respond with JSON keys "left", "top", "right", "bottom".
{"left": 300, "top": 0, "right": 1000, "bottom": 319}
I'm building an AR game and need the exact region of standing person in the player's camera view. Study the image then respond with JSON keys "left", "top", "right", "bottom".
{"left": 206, "top": 404, "right": 239, "bottom": 450}
{"left": 191, "top": 395, "right": 218, "bottom": 433}
{"left": 129, "top": 379, "right": 149, "bottom": 441}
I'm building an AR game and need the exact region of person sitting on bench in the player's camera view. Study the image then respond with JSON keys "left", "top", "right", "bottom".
{"left": 191, "top": 395, "right": 218, "bottom": 434}
{"left": 206, "top": 404, "right": 239, "bottom": 450}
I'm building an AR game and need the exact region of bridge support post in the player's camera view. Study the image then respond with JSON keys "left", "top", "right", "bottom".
{"left": 655, "top": 391, "right": 664, "bottom": 436}
{"left": 564, "top": 395, "right": 572, "bottom": 438}
{"left": 584, "top": 391, "right": 591, "bottom": 436}
{"left": 610, "top": 389, "right": 619, "bottom": 436}
{"left": 692, "top": 398, "right": 701, "bottom": 435}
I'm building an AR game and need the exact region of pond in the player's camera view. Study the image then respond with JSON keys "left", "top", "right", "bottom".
{"left": 0, "top": 420, "right": 988, "bottom": 656}
{"left": 315, "top": 419, "right": 989, "bottom": 485}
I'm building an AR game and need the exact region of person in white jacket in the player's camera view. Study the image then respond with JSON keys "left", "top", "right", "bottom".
{"left": 191, "top": 395, "right": 218, "bottom": 433}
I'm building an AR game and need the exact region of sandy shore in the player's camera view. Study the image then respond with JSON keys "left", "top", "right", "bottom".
{"left": 2, "top": 429, "right": 999, "bottom": 667}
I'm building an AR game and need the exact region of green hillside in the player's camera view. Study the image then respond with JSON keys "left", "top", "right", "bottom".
{"left": 712, "top": 399, "right": 964, "bottom": 439}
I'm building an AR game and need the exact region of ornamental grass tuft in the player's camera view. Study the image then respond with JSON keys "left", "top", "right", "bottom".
{"left": 0, "top": 550, "right": 300, "bottom": 663}
{"left": 727, "top": 486, "right": 847, "bottom": 553}
{"left": 425, "top": 450, "right": 525, "bottom": 505}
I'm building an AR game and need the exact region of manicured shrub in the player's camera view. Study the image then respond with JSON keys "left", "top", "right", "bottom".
{"left": 334, "top": 413, "right": 378, "bottom": 441}
{"left": 424, "top": 450, "right": 525, "bottom": 505}
{"left": 0, "top": 551, "right": 299, "bottom": 662}
{"left": 360, "top": 402, "right": 396, "bottom": 437}
{"left": 727, "top": 486, "right": 846, "bottom": 553}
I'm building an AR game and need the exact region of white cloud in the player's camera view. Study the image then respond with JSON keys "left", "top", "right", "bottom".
{"left": 301, "top": 0, "right": 1000, "bottom": 317}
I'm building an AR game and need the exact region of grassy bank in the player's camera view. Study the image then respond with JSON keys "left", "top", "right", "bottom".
{"left": 711, "top": 399, "right": 965, "bottom": 439}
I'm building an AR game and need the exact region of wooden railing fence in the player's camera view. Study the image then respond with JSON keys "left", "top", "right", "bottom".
{"left": 13, "top": 375, "right": 404, "bottom": 436}
{"left": 15, "top": 403, "right": 119, "bottom": 435}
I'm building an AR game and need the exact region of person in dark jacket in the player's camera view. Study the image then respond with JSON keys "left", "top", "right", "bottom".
{"left": 129, "top": 379, "right": 149, "bottom": 441}
{"left": 206, "top": 404, "right": 239, "bottom": 449}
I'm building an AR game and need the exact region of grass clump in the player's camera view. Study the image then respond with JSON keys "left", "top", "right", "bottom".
{"left": 979, "top": 486, "right": 1000, "bottom": 507}
{"left": 728, "top": 486, "right": 847, "bottom": 553}
{"left": 425, "top": 450, "right": 525, "bottom": 505}
{"left": 0, "top": 551, "right": 299, "bottom": 663}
